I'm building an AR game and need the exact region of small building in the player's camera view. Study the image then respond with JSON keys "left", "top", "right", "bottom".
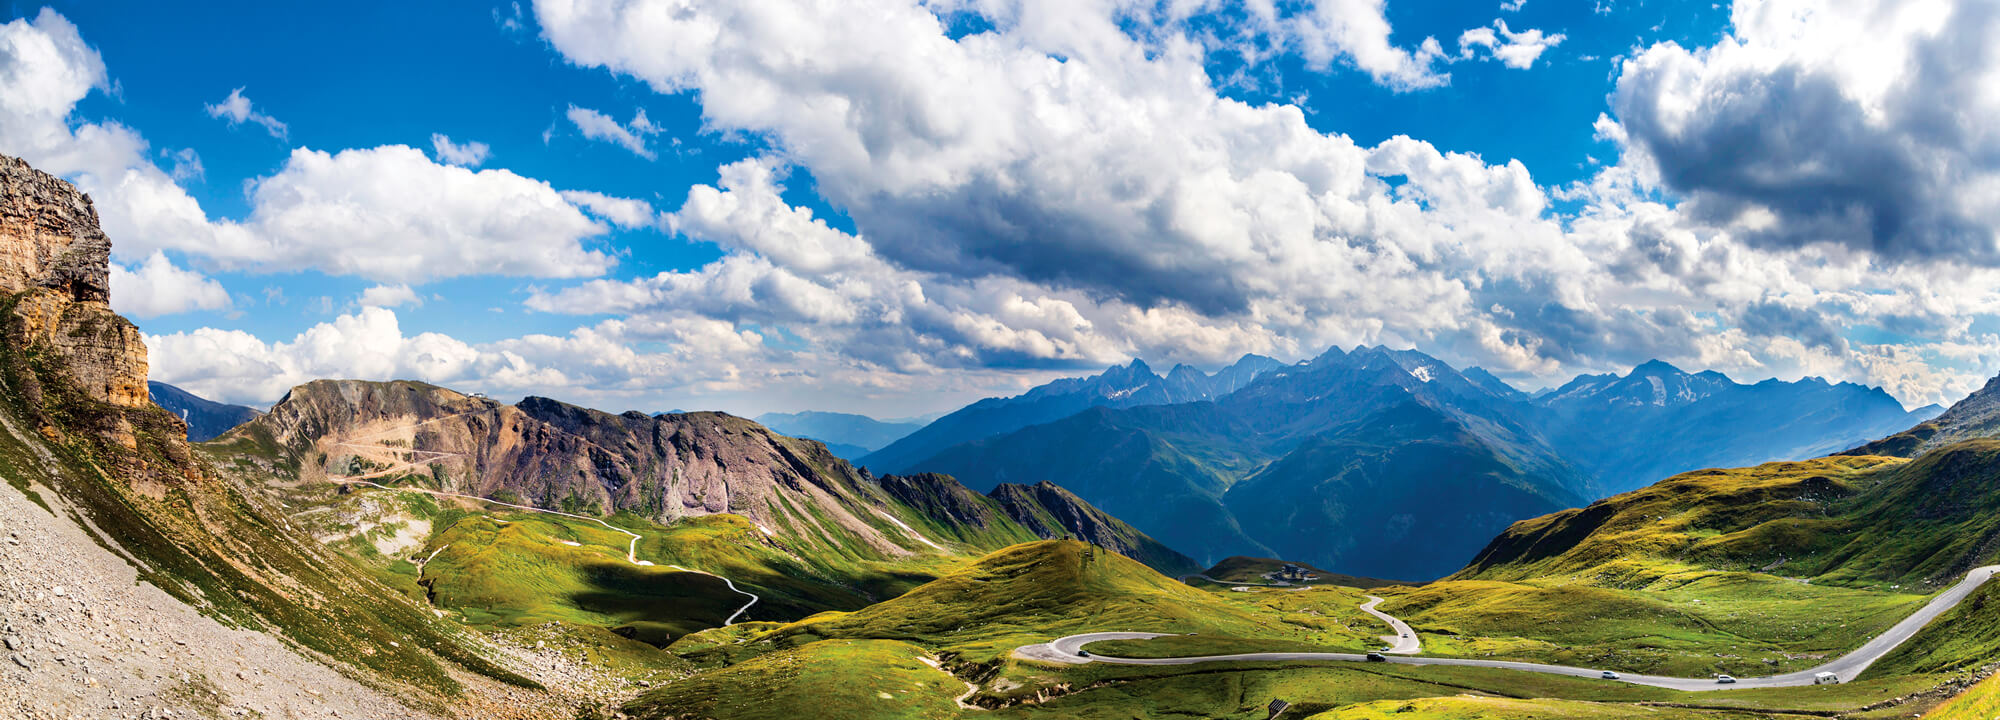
{"left": 1814, "top": 672, "right": 1840, "bottom": 685}
{"left": 1266, "top": 698, "right": 1291, "bottom": 719}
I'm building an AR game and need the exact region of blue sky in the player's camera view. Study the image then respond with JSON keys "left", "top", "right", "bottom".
{"left": 2, "top": 0, "right": 1994, "bottom": 416}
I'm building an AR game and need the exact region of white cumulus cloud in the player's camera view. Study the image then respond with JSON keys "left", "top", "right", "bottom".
{"left": 429, "top": 133, "right": 491, "bottom": 166}
{"left": 205, "top": 87, "right": 288, "bottom": 139}
{"left": 357, "top": 284, "right": 422, "bottom": 308}
{"left": 565, "top": 104, "right": 659, "bottom": 159}
{"left": 109, "top": 251, "right": 231, "bottom": 318}
{"left": 1458, "top": 20, "right": 1565, "bottom": 69}
{"left": 1, "top": 11, "right": 628, "bottom": 289}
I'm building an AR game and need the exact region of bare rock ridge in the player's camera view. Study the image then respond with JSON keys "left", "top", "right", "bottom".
{"left": 0, "top": 153, "right": 147, "bottom": 410}
{"left": 1843, "top": 374, "right": 2000, "bottom": 458}
{"left": 986, "top": 480, "right": 1199, "bottom": 576}
{"left": 242, "top": 377, "right": 1201, "bottom": 573}
{"left": 251, "top": 379, "right": 967, "bottom": 558}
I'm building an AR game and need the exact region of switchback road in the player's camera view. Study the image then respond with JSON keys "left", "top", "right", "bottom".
{"left": 1015, "top": 565, "right": 1999, "bottom": 691}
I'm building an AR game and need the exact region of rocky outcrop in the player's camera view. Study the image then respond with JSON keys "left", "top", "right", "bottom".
{"left": 240, "top": 378, "right": 1203, "bottom": 572}
{"left": 1, "top": 154, "right": 147, "bottom": 410}
{"left": 988, "top": 481, "right": 1199, "bottom": 576}
{"left": 1843, "top": 374, "right": 2000, "bottom": 458}
{"left": 243, "top": 380, "right": 936, "bottom": 558}
{"left": 874, "top": 473, "right": 1200, "bottom": 575}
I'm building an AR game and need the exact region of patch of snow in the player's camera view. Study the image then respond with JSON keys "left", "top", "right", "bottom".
{"left": 560, "top": 540, "right": 581, "bottom": 547}
{"left": 757, "top": 524, "right": 775, "bottom": 536}
{"left": 875, "top": 509, "right": 946, "bottom": 551}
{"left": 1409, "top": 366, "right": 1434, "bottom": 383}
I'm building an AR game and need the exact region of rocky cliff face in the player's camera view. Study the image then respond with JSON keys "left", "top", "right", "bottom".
{"left": 242, "top": 379, "right": 940, "bottom": 558}
{"left": 1, "top": 154, "right": 148, "bottom": 410}
{"left": 237, "top": 378, "right": 1206, "bottom": 571}
{"left": 1844, "top": 374, "right": 2000, "bottom": 458}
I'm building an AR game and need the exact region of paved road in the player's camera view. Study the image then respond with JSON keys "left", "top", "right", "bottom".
{"left": 1016, "top": 565, "right": 2000, "bottom": 691}
{"left": 1360, "top": 596, "right": 1420, "bottom": 654}
{"left": 668, "top": 565, "right": 761, "bottom": 625}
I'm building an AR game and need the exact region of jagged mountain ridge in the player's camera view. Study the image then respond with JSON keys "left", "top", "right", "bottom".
{"left": 860, "top": 353, "right": 1282, "bottom": 472}
{"left": 228, "top": 377, "right": 1196, "bottom": 574}
{"left": 1536, "top": 359, "right": 1939, "bottom": 494}
{"left": 913, "top": 346, "right": 1594, "bottom": 579}
{"left": 873, "top": 473, "right": 1199, "bottom": 575}
{"left": 895, "top": 345, "right": 1941, "bottom": 580}
{"left": 1843, "top": 374, "right": 2000, "bottom": 458}
{"left": 148, "top": 380, "right": 260, "bottom": 441}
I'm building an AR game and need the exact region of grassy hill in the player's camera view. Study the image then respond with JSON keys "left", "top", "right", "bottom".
{"left": 0, "top": 225, "right": 535, "bottom": 710}
{"left": 625, "top": 639, "right": 966, "bottom": 720}
{"left": 1930, "top": 672, "right": 2000, "bottom": 719}
{"left": 203, "top": 380, "right": 1203, "bottom": 651}
{"left": 1457, "top": 448, "right": 2000, "bottom": 590}
{"left": 758, "top": 540, "right": 1287, "bottom": 663}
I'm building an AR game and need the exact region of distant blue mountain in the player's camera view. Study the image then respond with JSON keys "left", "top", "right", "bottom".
{"left": 884, "top": 347, "right": 1945, "bottom": 581}
{"left": 754, "top": 411, "right": 926, "bottom": 460}
{"left": 149, "top": 381, "right": 261, "bottom": 442}
{"left": 1534, "top": 359, "right": 1942, "bottom": 493}
{"left": 859, "top": 353, "right": 1283, "bottom": 473}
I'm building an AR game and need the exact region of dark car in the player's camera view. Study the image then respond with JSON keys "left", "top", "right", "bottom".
{"left": 1365, "top": 652, "right": 1386, "bottom": 662}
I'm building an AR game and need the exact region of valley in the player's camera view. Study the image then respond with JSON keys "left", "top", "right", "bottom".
{"left": 3, "top": 148, "right": 1999, "bottom": 719}
{"left": 877, "top": 348, "right": 1937, "bottom": 581}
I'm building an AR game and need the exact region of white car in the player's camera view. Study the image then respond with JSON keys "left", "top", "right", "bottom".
{"left": 1716, "top": 675, "right": 1737, "bottom": 684}
{"left": 1600, "top": 671, "right": 1620, "bottom": 680}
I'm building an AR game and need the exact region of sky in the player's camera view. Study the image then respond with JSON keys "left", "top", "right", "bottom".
{"left": 2, "top": 0, "right": 1996, "bottom": 417}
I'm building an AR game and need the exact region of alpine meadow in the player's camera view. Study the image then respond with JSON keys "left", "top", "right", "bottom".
{"left": 4, "top": 1, "right": 2000, "bottom": 719}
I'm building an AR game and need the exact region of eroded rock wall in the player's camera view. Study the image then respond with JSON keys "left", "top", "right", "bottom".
{"left": 0, "top": 154, "right": 148, "bottom": 409}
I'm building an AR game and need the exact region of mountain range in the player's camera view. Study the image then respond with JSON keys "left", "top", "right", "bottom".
{"left": 859, "top": 354, "right": 1283, "bottom": 472}
{"left": 220, "top": 378, "right": 1193, "bottom": 578}
{"left": 880, "top": 347, "right": 1940, "bottom": 580}
{"left": 148, "top": 380, "right": 260, "bottom": 441}
{"left": 752, "top": 410, "right": 925, "bottom": 459}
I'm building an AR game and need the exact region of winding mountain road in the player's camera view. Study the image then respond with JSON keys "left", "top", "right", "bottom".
{"left": 1360, "top": 595, "right": 1419, "bottom": 654}
{"left": 1016, "top": 565, "right": 1999, "bottom": 692}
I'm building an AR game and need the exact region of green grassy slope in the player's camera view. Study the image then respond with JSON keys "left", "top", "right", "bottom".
{"left": 985, "top": 480, "right": 1201, "bottom": 576}
{"left": 1455, "top": 445, "right": 2000, "bottom": 590}
{"left": 762, "top": 540, "right": 1285, "bottom": 663}
{"left": 1224, "top": 401, "right": 1577, "bottom": 581}
{"left": 912, "top": 407, "right": 1274, "bottom": 566}
{"left": 210, "top": 380, "right": 1202, "bottom": 636}
{"left": 1382, "top": 575, "right": 1924, "bottom": 676}
{"left": 1309, "top": 695, "right": 1808, "bottom": 719}
{"left": 1929, "top": 672, "right": 2000, "bottom": 720}
{"left": 625, "top": 640, "right": 965, "bottom": 720}
{"left": 1417, "top": 444, "right": 2000, "bottom": 681}
{"left": 0, "top": 294, "right": 532, "bottom": 710}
